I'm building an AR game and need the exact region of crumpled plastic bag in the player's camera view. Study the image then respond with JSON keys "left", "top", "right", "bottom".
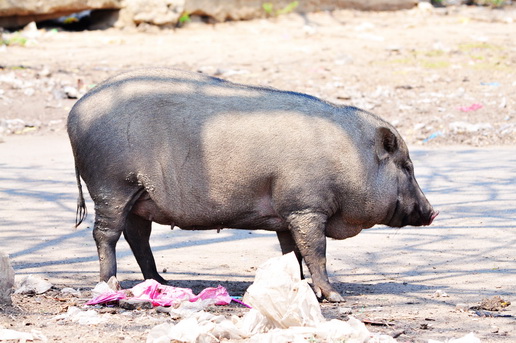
{"left": 242, "top": 252, "right": 324, "bottom": 328}
{"left": 86, "top": 279, "right": 231, "bottom": 307}
{"left": 15, "top": 275, "right": 52, "bottom": 295}
{"left": 0, "top": 328, "right": 47, "bottom": 342}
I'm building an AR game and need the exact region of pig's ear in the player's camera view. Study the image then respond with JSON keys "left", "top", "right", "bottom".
{"left": 375, "top": 127, "right": 398, "bottom": 160}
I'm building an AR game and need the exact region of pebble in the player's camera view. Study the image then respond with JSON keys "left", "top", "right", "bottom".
{"left": 455, "top": 303, "right": 469, "bottom": 311}
{"left": 119, "top": 299, "right": 153, "bottom": 310}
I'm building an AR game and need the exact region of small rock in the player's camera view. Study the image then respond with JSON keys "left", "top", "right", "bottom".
{"left": 0, "top": 252, "right": 15, "bottom": 305}
{"left": 338, "top": 307, "right": 353, "bottom": 315}
{"left": 119, "top": 298, "right": 153, "bottom": 310}
{"left": 23, "top": 88, "right": 35, "bottom": 96}
{"left": 455, "top": 303, "right": 469, "bottom": 312}
{"left": 433, "top": 290, "right": 449, "bottom": 297}
{"left": 107, "top": 276, "right": 121, "bottom": 291}
{"left": 4, "top": 119, "right": 25, "bottom": 133}
{"left": 38, "top": 68, "right": 51, "bottom": 78}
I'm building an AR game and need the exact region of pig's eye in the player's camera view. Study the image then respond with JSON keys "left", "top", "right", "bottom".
{"left": 403, "top": 162, "right": 413, "bottom": 174}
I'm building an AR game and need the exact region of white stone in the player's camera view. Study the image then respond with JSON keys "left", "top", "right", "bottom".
{"left": 0, "top": 252, "right": 15, "bottom": 306}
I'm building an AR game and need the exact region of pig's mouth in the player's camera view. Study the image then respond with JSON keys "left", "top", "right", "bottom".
{"left": 388, "top": 202, "right": 439, "bottom": 228}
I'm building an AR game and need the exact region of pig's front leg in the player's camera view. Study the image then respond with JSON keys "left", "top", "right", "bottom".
{"left": 287, "top": 211, "right": 344, "bottom": 302}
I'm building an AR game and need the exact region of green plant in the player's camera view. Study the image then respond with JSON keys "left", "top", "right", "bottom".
{"left": 262, "top": 1, "right": 299, "bottom": 16}
{"left": 479, "top": 0, "right": 506, "bottom": 7}
{"left": 178, "top": 12, "right": 191, "bottom": 25}
{"left": 262, "top": 2, "right": 274, "bottom": 15}
{"left": 277, "top": 1, "right": 299, "bottom": 15}
{"left": 2, "top": 34, "right": 27, "bottom": 47}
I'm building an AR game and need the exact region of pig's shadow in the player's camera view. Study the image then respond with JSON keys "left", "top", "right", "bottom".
{"left": 333, "top": 281, "right": 437, "bottom": 297}
{"left": 118, "top": 278, "right": 435, "bottom": 299}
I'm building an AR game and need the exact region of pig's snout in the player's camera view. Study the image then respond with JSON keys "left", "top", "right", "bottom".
{"left": 426, "top": 210, "right": 439, "bottom": 226}
{"left": 399, "top": 203, "right": 438, "bottom": 227}
{"left": 416, "top": 205, "right": 438, "bottom": 226}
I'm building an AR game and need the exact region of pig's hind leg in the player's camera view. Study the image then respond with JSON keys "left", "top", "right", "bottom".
{"left": 123, "top": 213, "right": 166, "bottom": 284}
{"left": 276, "top": 230, "right": 304, "bottom": 279}
{"left": 92, "top": 204, "right": 128, "bottom": 283}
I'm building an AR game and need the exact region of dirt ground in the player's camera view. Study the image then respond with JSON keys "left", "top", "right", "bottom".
{"left": 1, "top": 4, "right": 516, "bottom": 343}
{"left": 1, "top": 4, "right": 516, "bottom": 146}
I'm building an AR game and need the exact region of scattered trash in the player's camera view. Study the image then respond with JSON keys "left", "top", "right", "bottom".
{"left": 15, "top": 275, "right": 53, "bottom": 295}
{"left": 0, "top": 252, "right": 15, "bottom": 305}
{"left": 86, "top": 279, "right": 232, "bottom": 308}
{"left": 60, "top": 287, "right": 81, "bottom": 297}
{"left": 160, "top": 298, "right": 225, "bottom": 319}
{"left": 242, "top": 252, "right": 325, "bottom": 328}
{"left": 63, "top": 86, "right": 79, "bottom": 99}
{"left": 423, "top": 131, "right": 444, "bottom": 143}
{"left": 148, "top": 253, "right": 397, "bottom": 343}
{"left": 433, "top": 290, "right": 449, "bottom": 298}
{"left": 0, "top": 328, "right": 47, "bottom": 342}
{"left": 474, "top": 296, "right": 511, "bottom": 311}
{"left": 458, "top": 103, "right": 483, "bottom": 112}
{"left": 449, "top": 121, "right": 492, "bottom": 133}
{"left": 480, "top": 82, "right": 500, "bottom": 87}
{"left": 54, "top": 306, "right": 107, "bottom": 325}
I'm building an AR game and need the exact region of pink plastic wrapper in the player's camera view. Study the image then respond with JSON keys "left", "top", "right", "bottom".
{"left": 458, "top": 103, "right": 483, "bottom": 112}
{"left": 86, "top": 279, "right": 232, "bottom": 307}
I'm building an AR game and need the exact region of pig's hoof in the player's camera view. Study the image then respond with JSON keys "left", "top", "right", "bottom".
{"left": 326, "top": 291, "right": 345, "bottom": 303}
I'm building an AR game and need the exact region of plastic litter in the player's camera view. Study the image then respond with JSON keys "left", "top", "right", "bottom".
{"left": 0, "top": 328, "right": 47, "bottom": 342}
{"left": 423, "top": 131, "right": 444, "bottom": 143}
{"left": 480, "top": 82, "right": 500, "bottom": 87}
{"left": 458, "top": 103, "right": 483, "bottom": 112}
{"left": 86, "top": 279, "right": 231, "bottom": 307}
{"left": 54, "top": 306, "right": 107, "bottom": 325}
{"left": 242, "top": 252, "right": 325, "bottom": 328}
{"left": 449, "top": 121, "right": 492, "bottom": 133}
{"left": 15, "top": 275, "right": 52, "bottom": 295}
{"left": 147, "top": 253, "right": 397, "bottom": 343}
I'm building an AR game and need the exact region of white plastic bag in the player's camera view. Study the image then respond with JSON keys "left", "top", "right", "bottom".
{"left": 242, "top": 252, "right": 324, "bottom": 328}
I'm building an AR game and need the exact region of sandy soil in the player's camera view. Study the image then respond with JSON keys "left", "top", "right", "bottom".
{"left": 1, "top": 4, "right": 516, "bottom": 343}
